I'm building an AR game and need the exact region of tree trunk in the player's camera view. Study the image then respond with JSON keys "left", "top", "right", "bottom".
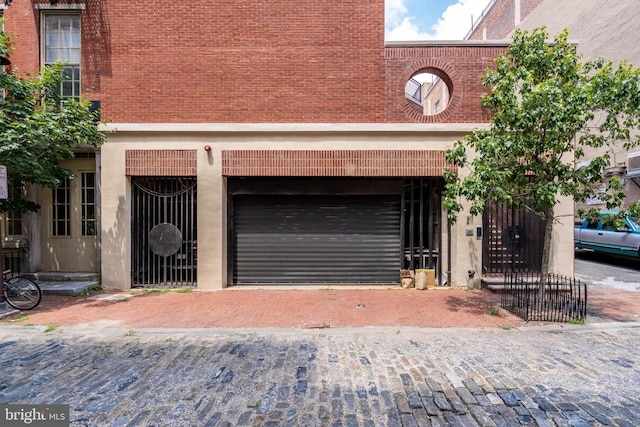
{"left": 539, "top": 205, "right": 555, "bottom": 296}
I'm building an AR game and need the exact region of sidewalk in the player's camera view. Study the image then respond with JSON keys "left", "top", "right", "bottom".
{"left": 1, "top": 285, "right": 639, "bottom": 330}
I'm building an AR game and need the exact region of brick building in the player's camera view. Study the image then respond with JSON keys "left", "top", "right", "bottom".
{"left": 1, "top": 0, "right": 573, "bottom": 290}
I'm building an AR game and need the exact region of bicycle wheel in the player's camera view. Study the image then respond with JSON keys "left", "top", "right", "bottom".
{"left": 4, "top": 276, "right": 42, "bottom": 310}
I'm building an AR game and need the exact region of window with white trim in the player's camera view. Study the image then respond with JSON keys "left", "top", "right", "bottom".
{"left": 43, "top": 13, "right": 80, "bottom": 101}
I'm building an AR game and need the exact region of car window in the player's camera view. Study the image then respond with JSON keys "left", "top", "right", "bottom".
{"left": 586, "top": 219, "right": 599, "bottom": 229}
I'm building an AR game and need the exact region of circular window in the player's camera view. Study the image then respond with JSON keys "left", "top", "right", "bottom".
{"left": 405, "top": 70, "right": 452, "bottom": 116}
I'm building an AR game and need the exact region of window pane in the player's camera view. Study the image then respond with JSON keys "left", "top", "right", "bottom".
{"left": 82, "top": 172, "right": 96, "bottom": 236}
{"left": 43, "top": 14, "right": 81, "bottom": 101}
{"left": 62, "top": 81, "right": 73, "bottom": 97}
{"left": 52, "top": 178, "right": 70, "bottom": 236}
{"left": 44, "top": 15, "right": 80, "bottom": 62}
{"left": 62, "top": 67, "right": 73, "bottom": 80}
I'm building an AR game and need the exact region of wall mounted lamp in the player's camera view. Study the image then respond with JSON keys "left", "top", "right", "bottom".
{"left": 204, "top": 145, "right": 212, "bottom": 152}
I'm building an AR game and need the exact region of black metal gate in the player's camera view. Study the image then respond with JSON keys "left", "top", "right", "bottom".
{"left": 401, "top": 179, "right": 443, "bottom": 284}
{"left": 482, "top": 203, "right": 545, "bottom": 274}
{"left": 131, "top": 177, "right": 197, "bottom": 288}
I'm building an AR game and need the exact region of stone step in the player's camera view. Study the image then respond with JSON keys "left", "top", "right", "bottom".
{"left": 3, "top": 271, "right": 101, "bottom": 300}
{"left": 36, "top": 280, "right": 101, "bottom": 296}
{"left": 0, "top": 279, "right": 101, "bottom": 316}
{"left": 20, "top": 272, "right": 101, "bottom": 282}
{"left": 3, "top": 280, "right": 100, "bottom": 297}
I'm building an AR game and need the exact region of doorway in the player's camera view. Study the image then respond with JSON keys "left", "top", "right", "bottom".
{"left": 131, "top": 177, "right": 197, "bottom": 288}
{"left": 42, "top": 158, "right": 98, "bottom": 272}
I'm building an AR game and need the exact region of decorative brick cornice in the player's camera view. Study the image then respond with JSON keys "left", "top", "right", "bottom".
{"left": 222, "top": 150, "right": 455, "bottom": 177}
{"left": 126, "top": 150, "right": 197, "bottom": 176}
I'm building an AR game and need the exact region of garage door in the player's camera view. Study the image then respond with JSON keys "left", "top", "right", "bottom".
{"left": 232, "top": 195, "right": 400, "bottom": 284}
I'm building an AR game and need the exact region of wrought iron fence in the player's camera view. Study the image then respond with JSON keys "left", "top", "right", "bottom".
{"left": 500, "top": 273, "right": 587, "bottom": 322}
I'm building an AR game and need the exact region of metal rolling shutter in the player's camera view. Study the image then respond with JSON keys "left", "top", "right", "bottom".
{"left": 233, "top": 195, "right": 400, "bottom": 284}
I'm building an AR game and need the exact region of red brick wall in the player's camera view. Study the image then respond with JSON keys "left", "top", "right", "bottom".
{"left": 12, "top": 0, "right": 385, "bottom": 123}
{"left": 222, "top": 150, "right": 454, "bottom": 177}
{"left": 3, "top": 0, "right": 41, "bottom": 75}
{"left": 4, "top": 1, "right": 501, "bottom": 124}
{"left": 384, "top": 45, "right": 505, "bottom": 123}
{"left": 126, "top": 150, "right": 197, "bottom": 176}
{"left": 105, "top": 0, "right": 386, "bottom": 123}
{"left": 467, "top": 0, "right": 544, "bottom": 41}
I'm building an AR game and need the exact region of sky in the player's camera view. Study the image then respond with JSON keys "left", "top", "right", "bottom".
{"left": 386, "top": 0, "right": 491, "bottom": 41}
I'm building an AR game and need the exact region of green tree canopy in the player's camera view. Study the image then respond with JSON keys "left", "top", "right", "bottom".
{"left": 0, "top": 26, "right": 105, "bottom": 214}
{"left": 443, "top": 27, "right": 640, "bottom": 276}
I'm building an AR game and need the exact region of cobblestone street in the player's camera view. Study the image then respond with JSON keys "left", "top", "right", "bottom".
{"left": 0, "top": 324, "right": 639, "bottom": 426}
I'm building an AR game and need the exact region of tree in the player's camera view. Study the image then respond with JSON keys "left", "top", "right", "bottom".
{"left": 0, "top": 26, "right": 106, "bottom": 215}
{"left": 443, "top": 28, "right": 640, "bottom": 280}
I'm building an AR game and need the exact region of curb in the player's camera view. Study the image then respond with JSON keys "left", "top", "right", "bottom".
{"left": 1, "top": 321, "right": 639, "bottom": 336}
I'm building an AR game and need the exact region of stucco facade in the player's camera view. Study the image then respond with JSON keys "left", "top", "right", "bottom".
{"left": 99, "top": 124, "right": 489, "bottom": 289}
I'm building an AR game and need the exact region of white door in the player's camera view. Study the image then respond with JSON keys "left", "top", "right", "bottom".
{"left": 42, "top": 159, "right": 97, "bottom": 272}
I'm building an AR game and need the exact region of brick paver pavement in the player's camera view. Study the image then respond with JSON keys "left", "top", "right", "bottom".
{"left": 2, "top": 286, "right": 639, "bottom": 330}
{"left": 2, "top": 288, "right": 529, "bottom": 330}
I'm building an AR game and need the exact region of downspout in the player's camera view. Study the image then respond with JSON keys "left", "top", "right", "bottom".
{"left": 447, "top": 216, "right": 452, "bottom": 286}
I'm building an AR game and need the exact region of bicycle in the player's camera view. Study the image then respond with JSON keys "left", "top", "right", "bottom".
{"left": 2, "top": 270, "right": 42, "bottom": 310}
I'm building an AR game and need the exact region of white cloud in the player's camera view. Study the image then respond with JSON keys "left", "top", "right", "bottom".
{"left": 386, "top": 0, "right": 489, "bottom": 41}
{"left": 386, "top": 17, "right": 432, "bottom": 41}
{"left": 386, "top": 0, "right": 409, "bottom": 27}
{"left": 432, "top": 0, "right": 488, "bottom": 40}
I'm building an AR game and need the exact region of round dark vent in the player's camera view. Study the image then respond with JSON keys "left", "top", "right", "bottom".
{"left": 148, "top": 223, "right": 183, "bottom": 257}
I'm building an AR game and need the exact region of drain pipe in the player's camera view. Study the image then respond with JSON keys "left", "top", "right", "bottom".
{"left": 447, "top": 218, "right": 452, "bottom": 286}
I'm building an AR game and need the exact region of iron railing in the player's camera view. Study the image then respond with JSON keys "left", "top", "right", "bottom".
{"left": 405, "top": 78, "right": 422, "bottom": 105}
{"left": 463, "top": 0, "right": 498, "bottom": 39}
{"left": 500, "top": 273, "right": 587, "bottom": 322}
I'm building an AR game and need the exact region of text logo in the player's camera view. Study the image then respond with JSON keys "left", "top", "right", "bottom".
{"left": 0, "top": 405, "right": 69, "bottom": 426}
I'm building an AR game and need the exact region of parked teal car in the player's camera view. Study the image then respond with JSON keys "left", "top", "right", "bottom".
{"left": 574, "top": 210, "right": 640, "bottom": 257}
